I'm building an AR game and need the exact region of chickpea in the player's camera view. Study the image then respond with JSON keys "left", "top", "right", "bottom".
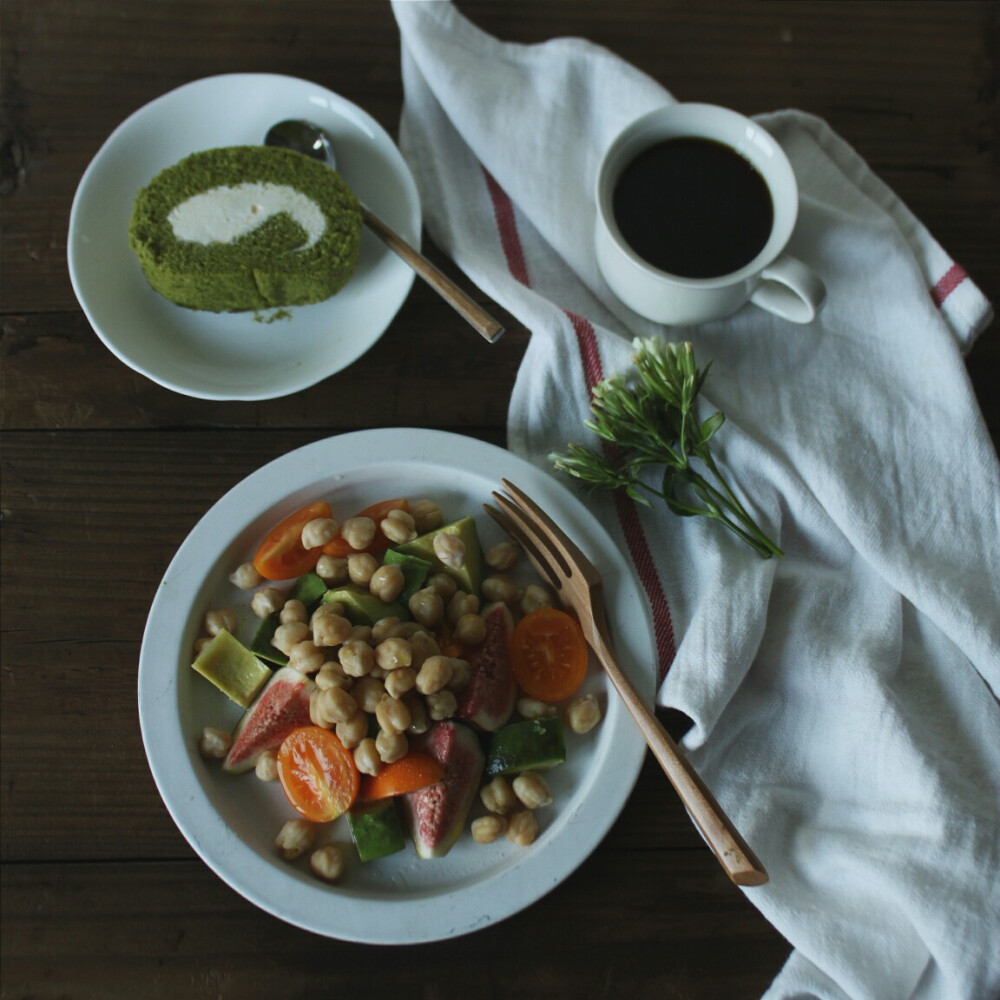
{"left": 301, "top": 517, "right": 339, "bottom": 550}
{"left": 415, "top": 655, "right": 453, "bottom": 695}
{"left": 375, "top": 637, "right": 412, "bottom": 671}
{"left": 338, "top": 638, "right": 375, "bottom": 678}
{"left": 310, "top": 845, "right": 345, "bottom": 883}
{"left": 354, "top": 738, "right": 381, "bottom": 777}
{"left": 309, "top": 688, "right": 333, "bottom": 728}
{"left": 565, "top": 693, "right": 602, "bottom": 734}
{"left": 447, "top": 591, "right": 479, "bottom": 625}
{"left": 453, "top": 612, "right": 486, "bottom": 646}
{"left": 480, "top": 775, "right": 518, "bottom": 815}
{"left": 471, "top": 815, "right": 507, "bottom": 844}
{"left": 446, "top": 658, "right": 471, "bottom": 693}
{"left": 203, "top": 607, "right": 236, "bottom": 637}
{"left": 485, "top": 540, "right": 519, "bottom": 572}
{"left": 375, "top": 695, "right": 411, "bottom": 735}
{"left": 506, "top": 810, "right": 539, "bottom": 847}
{"left": 279, "top": 599, "right": 308, "bottom": 625}
{"left": 349, "top": 624, "right": 373, "bottom": 645}
{"left": 410, "top": 499, "right": 442, "bottom": 533}
{"left": 351, "top": 676, "right": 387, "bottom": 713}
{"left": 315, "top": 555, "right": 349, "bottom": 585}
{"left": 404, "top": 693, "right": 429, "bottom": 735}
{"left": 316, "top": 686, "right": 358, "bottom": 725}
{"left": 425, "top": 689, "right": 458, "bottom": 721}
{"left": 335, "top": 711, "right": 368, "bottom": 749}
{"left": 312, "top": 611, "right": 353, "bottom": 648}
{"left": 311, "top": 601, "right": 344, "bottom": 622}
{"left": 198, "top": 726, "right": 231, "bottom": 759}
{"left": 251, "top": 587, "right": 285, "bottom": 618}
{"left": 520, "top": 583, "right": 552, "bottom": 615}
{"left": 482, "top": 574, "right": 522, "bottom": 606}
{"left": 384, "top": 666, "right": 417, "bottom": 699}
{"left": 315, "top": 661, "right": 351, "bottom": 691}
{"left": 347, "top": 552, "right": 379, "bottom": 587}
{"left": 371, "top": 617, "right": 402, "bottom": 643}
{"left": 426, "top": 572, "right": 457, "bottom": 602}
{"left": 517, "top": 696, "right": 557, "bottom": 720}
{"left": 433, "top": 531, "right": 465, "bottom": 570}
{"left": 272, "top": 620, "right": 309, "bottom": 655}
{"left": 275, "top": 818, "right": 316, "bottom": 860}
{"left": 380, "top": 508, "right": 417, "bottom": 544}
{"left": 409, "top": 586, "right": 444, "bottom": 628}
{"left": 513, "top": 772, "right": 553, "bottom": 809}
{"left": 254, "top": 748, "right": 278, "bottom": 781}
{"left": 369, "top": 564, "right": 405, "bottom": 603}
{"left": 341, "top": 516, "right": 376, "bottom": 551}
{"left": 288, "top": 640, "right": 325, "bottom": 675}
{"left": 376, "top": 728, "right": 408, "bottom": 764}
{"left": 229, "top": 561, "right": 263, "bottom": 591}
{"left": 408, "top": 629, "right": 440, "bottom": 670}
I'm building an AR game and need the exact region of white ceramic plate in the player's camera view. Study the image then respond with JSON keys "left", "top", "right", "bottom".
{"left": 68, "top": 74, "right": 419, "bottom": 401}
{"left": 138, "top": 429, "right": 651, "bottom": 943}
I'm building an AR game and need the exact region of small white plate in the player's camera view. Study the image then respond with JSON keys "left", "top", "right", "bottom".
{"left": 68, "top": 74, "right": 420, "bottom": 400}
{"left": 138, "top": 429, "right": 651, "bottom": 943}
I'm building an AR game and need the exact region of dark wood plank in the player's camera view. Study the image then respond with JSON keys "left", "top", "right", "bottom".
{"left": 1, "top": 855, "right": 790, "bottom": 999}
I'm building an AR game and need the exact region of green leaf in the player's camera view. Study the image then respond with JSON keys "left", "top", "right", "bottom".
{"left": 700, "top": 411, "right": 725, "bottom": 444}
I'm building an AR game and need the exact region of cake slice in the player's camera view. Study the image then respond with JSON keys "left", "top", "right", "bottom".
{"left": 128, "top": 145, "right": 362, "bottom": 312}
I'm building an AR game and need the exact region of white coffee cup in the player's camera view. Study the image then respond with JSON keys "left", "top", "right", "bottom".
{"left": 595, "top": 103, "right": 825, "bottom": 325}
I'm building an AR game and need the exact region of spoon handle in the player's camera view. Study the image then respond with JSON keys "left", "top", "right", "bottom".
{"left": 361, "top": 208, "right": 504, "bottom": 343}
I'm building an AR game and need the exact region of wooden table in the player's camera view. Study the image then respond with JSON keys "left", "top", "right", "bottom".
{"left": 2, "top": 2, "right": 996, "bottom": 996}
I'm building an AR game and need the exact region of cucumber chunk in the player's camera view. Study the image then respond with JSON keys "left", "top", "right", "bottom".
{"left": 484, "top": 716, "right": 566, "bottom": 776}
{"left": 348, "top": 799, "right": 407, "bottom": 862}
{"left": 322, "top": 584, "right": 408, "bottom": 626}
{"left": 191, "top": 629, "right": 272, "bottom": 708}
{"left": 395, "top": 516, "right": 485, "bottom": 594}
{"left": 382, "top": 549, "right": 433, "bottom": 602}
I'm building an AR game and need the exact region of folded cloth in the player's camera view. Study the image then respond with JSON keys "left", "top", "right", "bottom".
{"left": 392, "top": 3, "right": 1000, "bottom": 997}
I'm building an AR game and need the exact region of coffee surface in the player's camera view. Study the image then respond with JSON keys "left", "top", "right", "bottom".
{"left": 612, "top": 137, "right": 773, "bottom": 279}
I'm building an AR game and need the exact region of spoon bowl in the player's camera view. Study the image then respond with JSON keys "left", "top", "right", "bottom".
{"left": 266, "top": 119, "right": 503, "bottom": 343}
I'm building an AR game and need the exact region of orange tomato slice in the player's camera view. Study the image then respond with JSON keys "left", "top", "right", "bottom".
{"left": 510, "top": 607, "right": 588, "bottom": 703}
{"left": 253, "top": 501, "right": 332, "bottom": 581}
{"left": 358, "top": 751, "right": 444, "bottom": 802}
{"left": 321, "top": 498, "right": 409, "bottom": 559}
{"left": 277, "top": 726, "right": 359, "bottom": 823}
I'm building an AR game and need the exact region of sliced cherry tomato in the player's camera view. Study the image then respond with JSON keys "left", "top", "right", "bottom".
{"left": 321, "top": 498, "right": 410, "bottom": 559}
{"left": 277, "top": 726, "right": 360, "bottom": 823}
{"left": 510, "top": 607, "right": 588, "bottom": 703}
{"left": 358, "top": 751, "right": 444, "bottom": 802}
{"left": 253, "top": 501, "right": 332, "bottom": 581}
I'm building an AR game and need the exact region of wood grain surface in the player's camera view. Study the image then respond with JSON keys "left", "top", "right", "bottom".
{"left": 2, "top": 2, "right": 997, "bottom": 998}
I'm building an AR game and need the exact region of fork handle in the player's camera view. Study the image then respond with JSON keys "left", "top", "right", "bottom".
{"left": 590, "top": 629, "right": 768, "bottom": 887}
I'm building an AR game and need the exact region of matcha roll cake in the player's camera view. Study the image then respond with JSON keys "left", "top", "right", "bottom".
{"left": 129, "top": 145, "right": 362, "bottom": 312}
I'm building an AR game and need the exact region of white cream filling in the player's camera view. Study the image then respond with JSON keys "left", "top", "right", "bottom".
{"left": 167, "top": 182, "right": 326, "bottom": 250}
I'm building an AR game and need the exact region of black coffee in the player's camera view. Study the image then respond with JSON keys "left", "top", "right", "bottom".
{"left": 612, "top": 137, "right": 774, "bottom": 278}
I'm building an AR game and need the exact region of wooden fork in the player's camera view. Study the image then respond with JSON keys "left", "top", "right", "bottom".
{"left": 486, "top": 479, "right": 768, "bottom": 888}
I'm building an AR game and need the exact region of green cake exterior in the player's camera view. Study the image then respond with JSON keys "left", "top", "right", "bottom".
{"left": 128, "top": 145, "right": 362, "bottom": 312}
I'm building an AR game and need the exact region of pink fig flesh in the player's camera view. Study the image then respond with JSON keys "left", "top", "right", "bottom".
{"left": 456, "top": 602, "right": 517, "bottom": 732}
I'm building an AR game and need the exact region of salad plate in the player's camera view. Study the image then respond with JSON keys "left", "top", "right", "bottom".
{"left": 138, "top": 429, "right": 651, "bottom": 943}
{"left": 68, "top": 74, "right": 419, "bottom": 401}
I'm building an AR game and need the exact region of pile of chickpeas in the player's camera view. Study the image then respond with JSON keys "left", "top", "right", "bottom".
{"left": 196, "top": 497, "right": 603, "bottom": 882}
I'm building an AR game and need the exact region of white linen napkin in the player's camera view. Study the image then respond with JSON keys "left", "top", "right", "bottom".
{"left": 391, "top": 3, "right": 1000, "bottom": 997}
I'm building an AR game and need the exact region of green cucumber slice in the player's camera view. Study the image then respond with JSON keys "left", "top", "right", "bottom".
{"left": 484, "top": 716, "right": 566, "bottom": 776}
{"left": 322, "top": 583, "right": 408, "bottom": 626}
{"left": 382, "top": 549, "right": 433, "bottom": 602}
{"left": 348, "top": 799, "right": 406, "bottom": 862}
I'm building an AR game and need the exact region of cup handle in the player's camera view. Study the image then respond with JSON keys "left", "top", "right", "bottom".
{"left": 749, "top": 254, "right": 826, "bottom": 324}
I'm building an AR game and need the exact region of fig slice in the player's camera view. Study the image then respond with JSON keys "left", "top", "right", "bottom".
{"left": 455, "top": 602, "right": 518, "bottom": 732}
{"left": 403, "top": 720, "right": 485, "bottom": 859}
{"left": 223, "top": 667, "right": 315, "bottom": 774}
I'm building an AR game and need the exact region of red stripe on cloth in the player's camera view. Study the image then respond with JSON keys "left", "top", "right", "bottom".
{"left": 931, "top": 263, "right": 968, "bottom": 307}
{"left": 482, "top": 168, "right": 530, "bottom": 287}
{"left": 568, "top": 311, "right": 678, "bottom": 685}
{"left": 481, "top": 171, "right": 677, "bottom": 686}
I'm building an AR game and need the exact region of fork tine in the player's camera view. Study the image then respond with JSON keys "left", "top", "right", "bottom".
{"left": 499, "top": 479, "right": 602, "bottom": 585}
{"left": 483, "top": 502, "right": 563, "bottom": 593}
{"left": 490, "top": 490, "right": 572, "bottom": 581}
